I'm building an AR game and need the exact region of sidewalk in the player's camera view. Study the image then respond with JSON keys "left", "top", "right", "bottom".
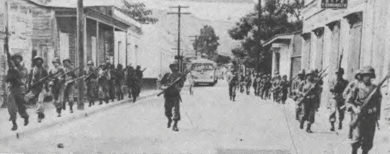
{"left": 282, "top": 98, "right": 390, "bottom": 154}
{"left": 0, "top": 90, "right": 159, "bottom": 142}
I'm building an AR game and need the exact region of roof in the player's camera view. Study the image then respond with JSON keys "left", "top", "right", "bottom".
{"left": 262, "top": 30, "right": 302, "bottom": 46}
{"left": 191, "top": 58, "right": 216, "bottom": 64}
{"left": 32, "top": 0, "right": 125, "bottom": 8}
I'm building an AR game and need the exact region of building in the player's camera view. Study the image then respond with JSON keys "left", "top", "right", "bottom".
{"left": 263, "top": 31, "right": 303, "bottom": 80}
{"left": 301, "top": 0, "right": 390, "bottom": 118}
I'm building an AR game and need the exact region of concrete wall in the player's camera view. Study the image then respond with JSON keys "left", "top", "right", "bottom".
{"left": 301, "top": 0, "right": 390, "bottom": 118}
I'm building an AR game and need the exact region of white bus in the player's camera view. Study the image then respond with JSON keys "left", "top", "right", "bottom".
{"left": 190, "top": 58, "right": 218, "bottom": 86}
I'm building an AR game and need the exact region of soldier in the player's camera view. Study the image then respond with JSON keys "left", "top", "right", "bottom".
{"left": 106, "top": 62, "right": 116, "bottom": 102}
{"left": 97, "top": 63, "right": 109, "bottom": 105}
{"left": 292, "top": 70, "right": 305, "bottom": 120}
{"left": 160, "top": 61, "right": 186, "bottom": 131}
{"left": 85, "top": 61, "right": 97, "bottom": 107}
{"left": 135, "top": 65, "right": 144, "bottom": 81}
{"left": 259, "top": 74, "right": 266, "bottom": 99}
{"left": 343, "top": 70, "right": 361, "bottom": 139}
{"left": 239, "top": 73, "right": 245, "bottom": 93}
{"left": 244, "top": 73, "right": 252, "bottom": 95}
{"left": 48, "top": 57, "right": 65, "bottom": 117}
{"left": 263, "top": 74, "right": 272, "bottom": 100}
{"left": 254, "top": 74, "right": 261, "bottom": 96}
{"left": 329, "top": 68, "right": 349, "bottom": 131}
{"left": 62, "top": 59, "right": 76, "bottom": 113}
{"left": 346, "top": 66, "right": 382, "bottom": 154}
{"left": 126, "top": 65, "right": 140, "bottom": 102}
{"left": 279, "top": 75, "right": 289, "bottom": 104}
{"left": 115, "top": 64, "right": 125, "bottom": 101}
{"left": 6, "top": 53, "right": 29, "bottom": 130}
{"left": 297, "top": 70, "right": 321, "bottom": 133}
{"left": 272, "top": 74, "right": 281, "bottom": 102}
{"left": 25, "top": 56, "right": 48, "bottom": 122}
{"left": 227, "top": 70, "right": 238, "bottom": 101}
{"left": 125, "top": 65, "right": 135, "bottom": 99}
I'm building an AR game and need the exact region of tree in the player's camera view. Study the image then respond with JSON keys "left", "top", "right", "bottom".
{"left": 214, "top": 54, "right": 231, "bottom": 66}
{"left": 122, "top": 0, "right": 158, "bottom": 24}
{"left": 228, "top": 0, "right": 303, "bottom": 73}
{"left": 193, "top": 25, "right": 220, "bottom": 59}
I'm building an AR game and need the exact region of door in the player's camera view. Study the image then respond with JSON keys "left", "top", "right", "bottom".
{"left": 347, "top": 21, "right": 362, "bottom": 80}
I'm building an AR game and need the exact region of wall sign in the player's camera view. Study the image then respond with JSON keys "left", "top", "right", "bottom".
{"left": 321, "top": 0, "right": 347, "bottom": 9}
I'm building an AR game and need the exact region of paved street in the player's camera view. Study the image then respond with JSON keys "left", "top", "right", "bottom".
{"left": 1, "top": 81, "right": 389, "bottom": 154}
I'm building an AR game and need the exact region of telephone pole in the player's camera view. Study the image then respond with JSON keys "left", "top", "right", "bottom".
{"left": 168, "top": 5, "right": 190, "bottom": 73}
{"left": 77, "top": 0, "right": 85, "bottom": 110}
{"left": 256, "top": 0, "right": 262, "bottom": 73}
{"left": 189, "top": 35, "right": 198, "bottom": 57}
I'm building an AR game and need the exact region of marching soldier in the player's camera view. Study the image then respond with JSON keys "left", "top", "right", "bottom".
{"left": 254, "top": 74, "right": 261, "bottom": 96}
{"left": 63, "top": 58, "right": 76, "bottom": 113}
{"left": 48, "top": 57, "right": 65, "bottom": 117}
{"left": 279, "top": 75, "right": 289, "bottom": 104}
{"left": 97, "top": 63, "right": 109, "bottom": 105}
{"left": 346, "top": 66, "right": 382, "bottom": 154}
{"left": 227, "top": 70, "right": 238, "bottom": 101}
{"left": 297, "top": 70, "right": 321, "bottom": 133}
{"left": 160, "top": 61, "right": 186, "bottom": 132}
{"left": 239, "top": 73, "right": 245, "bottom": 93}
{"left": 106, "top": 62, "right": 116, "bottom": 102}
{"left": 6, "top": 53, "right": 29, "bottom": 130}
{"left": 85, "top": 61, "right": 97, "bottom": 107}
{"left": 25, "top": 56, "right": 48, "bottom": 122}
{"left": 259, "top": 74, "right": 266, "bottom": 99}
{"left": 115, "top": 64, "right": 125, "bottom": 101}
{"left": 329, "top": 68, "right": 349, "bottom": 131}
{"left": 343, "top": 70, "right": 361, "bottom": 139}
{"left": 292, "top": 70, "right": 305, "bottom": 120}
{"left": 244, "top": 73, "right": 252, "bottom": 95}
{"left": 272, "top": 74, "right": 281, "bottom": 102}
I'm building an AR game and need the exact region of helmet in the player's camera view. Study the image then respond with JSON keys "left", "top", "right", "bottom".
{"left": 106, "top": 60, "right": 111, "bottom": 65}
{"left": 33, "top": 56, "right": 43, "bottom": 62}
{"left": 137, "top": 65, "right": 141, "bottom": 69}
{"left": 306, "top": 70, "right": 315, "bottom": 76}
{"left": 282, "top": 75, "right": 287, "bottom": 78}
{"left": 87, "top": 61, "right": 94, "bottom": 65}
{"left": 62, "top": 58, "right": 71, "bottom": 64}
{"left": 169, "top": 61, "right": 179, "bottom": 69}
{"left": 52, "top": 57, "right": 61, "bottom": 64}
{"left": 336, "top": 68, "right": 344, "bottom": 75}
{"left": 11, "top": 53, "right": 23, "bottom": 60}
{"left": 360, "top": 66, "right": 376, "bottom": 78}
{"left": 314, "top": 69, "right": 319, "bottom": 74}
{"left": 354, "top": 69, "right": 361, "bottom": 80}
{"left": 298, "top": 69, "right": 305, "bottom": 75}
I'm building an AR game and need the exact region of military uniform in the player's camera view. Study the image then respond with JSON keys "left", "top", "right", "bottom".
{"left": 244, "top": 75, "right": 252, "bottom": 95}
{"left": 239, "top": 74, "right": 245, "bottom": 93}
{"left": 297, "top": 70, "right": 321, "bottom": 133}
{"left": 279, "top": 75, "right": 289, "bottom": 104}
{"left": 227, "top": 71, "right": 238, "bottom": 101}
{"left": 292, "top": 70, "right": 305, "bottom": 120}
{"left": 343, "top": 70, "right": 361, "bottom": 139}
{"left": 25, "top": 56, "right": 48, "bottom": 122}
{"left": 346, "top": 66, "right": 381, "bottom": 154}
{"left": 254, "top": 75, "right": 261, "bottom": 96}
{"left": 48, "top": 58, "right": 65, "bottom": 117}
{"left": 85, "top": 61, "right": 97, "bottom": 106}
{"left": 272, "top": 75, "right": 281, "bottom": 102}
{"left": 107, "top": 63, "right": 116, "bottom": 102}
{"left": 6, "top": 54, "right": 29, "bottom": 130}
{"left": 329, "top": 68, "right": 349, "bottom": 131}
{"left": 160, "top": 62, "right": 186, "bottom": 131}
{"left": 97, "top": 64, "right": 109, "bottom": 104}
{"left": 62, "top": 59, "right": 76, "bottom": 113}
{"left": 115, "top": 64, "right": 125, "bottom": 100}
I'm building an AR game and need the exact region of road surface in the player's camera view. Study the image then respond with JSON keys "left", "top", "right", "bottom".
{"left": 1, "top": 81, "right": 389, "bottom": 153}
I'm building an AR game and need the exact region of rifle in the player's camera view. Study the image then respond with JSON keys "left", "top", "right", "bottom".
{"left": 157, "top": 65, "right": 195, "bottom": 97}
{"left": 27, "top": 66, "right": 82, "bottom": 92}
{"left": 296, "top": 68, "right": 328, "bottom": 106}
{"left": 350, "top": 71, "right": 390, "bottom": 128}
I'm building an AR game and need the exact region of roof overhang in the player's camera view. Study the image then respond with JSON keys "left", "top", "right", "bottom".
{"left": 263, "top": 34, "right": 294, "bottom": 47}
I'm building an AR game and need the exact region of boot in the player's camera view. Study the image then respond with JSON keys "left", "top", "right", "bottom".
{"left": 351, "top": 147, "right": 358, "bottom": 154}
{"left": 57, "top": 108, "right": 62, "bottom": 117}
{"left": 99, "top": 101, "right": 103, "bottom": 105}
{"left": 37, "top": 113, "right": 45, "bottom": 123}
{"left": 232, "top": 96, "right": 235, "bottom": 102}
{"left": 172, "top": 120, "right": 179, "bottom": 132}
{"left": 105, "top": 99, "right": 109, "bottom": 104}
{"left": 23, "top": 116, "right": 29, "bottom": 126}
{"left": 348, "top": 127, "right": 353, "bottom": 139}
{"left": 70, "top": 106, "right": 73, "bottom": 113}
{"left": 62, "top": 102, "right": 66, "bottom": 110}
{"left": 361, "top": 150, "right": 369, "bottom": 154}
{"left": 167, "top": 119, "right": 172, "bottom": 128}
{"left": 89, "top": 101, "right": 92, "bottom": 107}
{"left": 306, "top": 123, "right": 313, "bottom": 133}
{"left": 330, "top": 122, "right": 335, "bottom": 131}
{"left": 11, "top": 120, "right": 17, "bottom": 131}
{"left": 299, "top": 121, "right": 304, "bottom": 129}
{"left": 338, "top": 122, "right": 343, "bottom": 130}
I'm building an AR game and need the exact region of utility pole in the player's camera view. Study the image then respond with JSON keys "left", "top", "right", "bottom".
{"left": 168, "top": 5, "right": 190, "bottom": 73}
{"left": 189, "top": 35, "right": 198, "bottom": 57}
{"left": 256, "top": 0, "right": 262, "bottom": 73}
{"left": 77, "top": 0, "right": 85, "bottom": 110}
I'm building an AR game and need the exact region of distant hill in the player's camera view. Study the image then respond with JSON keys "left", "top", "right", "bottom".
{"left": 151, "top": 9, "right": 241, "bottom": 57}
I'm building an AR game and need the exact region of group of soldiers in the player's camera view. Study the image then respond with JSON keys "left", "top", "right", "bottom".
{"left": 5, "top": 54, "right": 145, "bottom": 131}
{"left": 227, "top": 65, "right": 385, "bottom": 154}
{"left": 227, "top": 70, "right": 289, "bottom": 104}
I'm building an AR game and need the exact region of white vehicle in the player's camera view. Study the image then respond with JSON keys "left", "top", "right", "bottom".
{"left": 190, "top": 58, "right": 218, "bottom": 86}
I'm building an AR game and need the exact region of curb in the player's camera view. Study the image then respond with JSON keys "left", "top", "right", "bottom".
{"left": 0, "top": 92, "right": 159, "bottom": 142}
